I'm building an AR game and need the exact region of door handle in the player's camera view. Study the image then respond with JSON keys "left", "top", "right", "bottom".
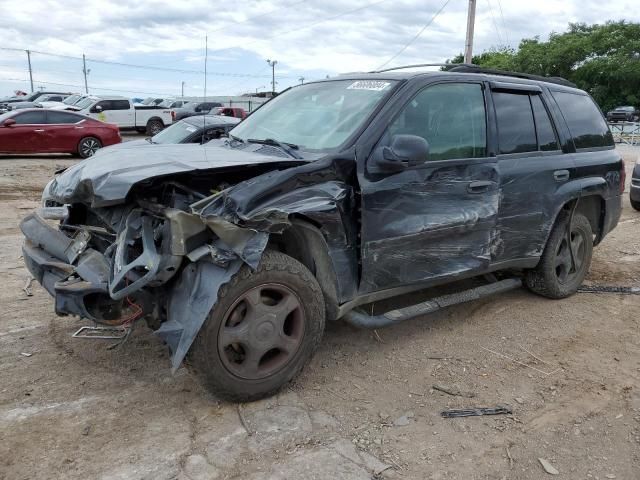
{"left": 467, "top": 180, "right": 493, "bottom": 193}
{"left": 553, "top": 169, "right": 570, "bottom": 182}
{"left": 34, "top": 129, "right": 45, "bottom": 132}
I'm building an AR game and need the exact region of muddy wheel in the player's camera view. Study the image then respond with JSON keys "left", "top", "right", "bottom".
{"left": 77, "top": 137, "right": 102, "bottom": 158}
{"left": 188, "top": 251, "right": 325, "bottom": 402}
{"left": 146, "top": 118, "right": 164, "bottom": 136}
{"left": 526, "top": 212, "right": 593, "bottom": 299}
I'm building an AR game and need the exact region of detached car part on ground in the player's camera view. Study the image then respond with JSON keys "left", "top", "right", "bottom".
{"left": 22, "top": 67, "right": 624, "bottom": 401}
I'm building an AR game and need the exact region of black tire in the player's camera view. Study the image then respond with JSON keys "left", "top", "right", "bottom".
{"left": 77, "top": 136, "right": 102, "bottom": 158}
{"left": 146, "top": 118, "right": 164, "bottom": 136}
{"left": 188, "top": 251, "right": 325, "bottom": 402}
{"left": 631, "top": 199, "right": 640, "bottom": 211}
{"left": 525, "top": 211, "right": 593, "bottom": 299}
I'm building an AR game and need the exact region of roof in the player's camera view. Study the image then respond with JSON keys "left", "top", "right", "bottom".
{"left": 183, "top": 115, "right": 241, "bottom": 127}
{"left": 333, "top": 64, "right": 579, "bottom": 91}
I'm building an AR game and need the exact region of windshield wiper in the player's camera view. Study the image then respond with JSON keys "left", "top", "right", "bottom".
{"left": 247, "top": 138, "right": 302, "bottom": 159}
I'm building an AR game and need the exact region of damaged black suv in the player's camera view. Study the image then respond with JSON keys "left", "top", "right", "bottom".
{"left": 21, "top": 66, "right": 623, "bottom": 401}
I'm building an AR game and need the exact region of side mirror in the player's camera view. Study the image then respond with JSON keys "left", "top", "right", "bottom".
{"left": 2, "top": 118, "right": 16, "bottom": 127}
{"left": 91, "top": 105, "right": 103, "bottom": 113}
{"left": 375, "top": 134, "right": 429, "bottom": 172}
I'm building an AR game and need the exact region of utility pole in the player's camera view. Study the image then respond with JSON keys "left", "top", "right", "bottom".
{"left": 82, "top": 54, "right": 89, "bottom": 93}
{"left": 464, "top": 0, "right": 477, "bottom": 64}
{"left": 299, "top": 76, "right": 305, "bottom": 84}
{"left": 26, "top": 50, "right": 34, "bottom": 92}
{"left": 181, "top": 81, "right": 185, "bottom": 98}
{"left": 266, "top": 59, "right": 277, "bottom": 94}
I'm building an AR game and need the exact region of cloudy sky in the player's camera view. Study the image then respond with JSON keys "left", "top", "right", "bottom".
{"left": 1, "top": 0, "right": 638, "bottom": 98}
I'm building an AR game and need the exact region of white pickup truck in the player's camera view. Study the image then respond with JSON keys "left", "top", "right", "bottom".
{"left": 66, "top": 95, "right": 173, "bottom": 135}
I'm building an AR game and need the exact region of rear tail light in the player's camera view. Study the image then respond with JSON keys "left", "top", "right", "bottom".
{"left": 620, "top": 161, "right": 626, "bottom": 194}
{"left": 171, "top": 110, "right": 176, "bottom": 121}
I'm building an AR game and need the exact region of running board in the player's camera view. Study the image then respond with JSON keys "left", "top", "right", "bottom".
{"left": 343, "top": 278, "right": 522, "bottom": 329}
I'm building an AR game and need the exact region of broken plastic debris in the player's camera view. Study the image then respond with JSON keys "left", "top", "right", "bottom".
{"left": 538, "top": 458, "right": 559, "bottom": 475}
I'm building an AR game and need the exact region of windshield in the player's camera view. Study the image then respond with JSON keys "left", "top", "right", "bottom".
{"left": 150, "top": 120, "right": 199, "bottom": 144}
{"left": 141, "top": 97, "right": 157, "bottom": 105}
{"left": 63, "top": 95, "right": 81, "bottom": 105}
{"left": 616, "top": 106, "right": 635, "bottom": 111}
{"left": 230, "top": 79, "right": 397, "bottom": 150}
{"left": 75, "top": 97, "right": 98, "bottom": 109}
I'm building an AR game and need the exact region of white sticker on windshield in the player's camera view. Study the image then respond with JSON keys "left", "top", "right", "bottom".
{"left": 185, "top": 126, "right": 198, "bottom": 132}
{"left": 347, "top": 80, "right": 391, "bottom": 91}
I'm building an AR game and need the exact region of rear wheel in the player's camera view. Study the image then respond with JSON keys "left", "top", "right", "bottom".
{"left": 146, "top": 119, "right": 164, "bottom": 136}
{"left": 526, "top": 212, "right": 593, "bottom": 299}
{"left": 77, "top": 137, "right": 102, "bottom": 158}
{"left": 631, "top": 198, "right": 640, "bottom": 211}
{"left": 188, "top": 251, "right": 325, "bottom": 402}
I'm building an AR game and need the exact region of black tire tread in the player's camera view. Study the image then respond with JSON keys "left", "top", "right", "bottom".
{"left": 525, "top": 211, "right": 593, "bottom": 299}
{"left": 188, "top": 250, "right": 325, "bottom": 402}
{"left": 631, "top": 199, "right": 640, "bottom": 211}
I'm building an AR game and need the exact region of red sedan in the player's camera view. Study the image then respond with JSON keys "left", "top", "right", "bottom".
{"left": 0, "top": 109, "right": 121, "bottom": 158}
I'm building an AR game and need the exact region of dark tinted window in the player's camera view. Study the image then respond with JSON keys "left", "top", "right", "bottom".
{"left": 14, "top": 111, "right": 46, "bottom": 124}
{"left": 531, "top": 95, "right": 559, "bottom": 151}
{"left": 552, "top": 91, "right": 614, "bottom": 149}
{"left": 93, "top": 100, "right": 110, "bottom": 112}
{"left": 389, "top": 83, "right": 486, "bottom": 160}
{"left": 493, "top": 92, "right": 537, "bottom": 154}
{"left": 47, "top": 111, "right": 82, "bottom": 124}
{"left": 112, "top": 100, "right": 130, "bottom": 110}
{"left": 48, "top": 96, "right": 63, "bottom": 102}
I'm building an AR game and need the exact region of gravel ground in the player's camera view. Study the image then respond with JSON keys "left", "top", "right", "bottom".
{"left": 0, "top": 140, "right": 638, "bottom": 480}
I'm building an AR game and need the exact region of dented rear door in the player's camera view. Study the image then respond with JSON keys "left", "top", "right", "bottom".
{"left": 358, "top": 81, "right": 500, "bottom": 293}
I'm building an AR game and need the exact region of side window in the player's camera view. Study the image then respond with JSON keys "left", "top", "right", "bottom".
{"left": 49, "top": 96, "right": 63, "bottom": 102}
{"left": 388, "top": 83, "right": 487, "bottom": 160}
{"left": 47, "top": 111, "right": 82, "bottom": 124}
{"left": 552, "top": 91, "right": 614, "bottom": 149}
{"left": 112, "top": 100, "right": 130, "bottom": 110}
{"left": 14, "top": 111, "right": 46, "bottom": 124}
{"left": 530, "top": 95, "right": 559, "bottom": 151}
{"left": 493, "top": 91, "right": 537, "bottom": 154}
{"left": 92, "top": 100, "right": 111, "bottom": 112}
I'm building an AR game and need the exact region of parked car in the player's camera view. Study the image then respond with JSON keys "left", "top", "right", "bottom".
{"left": 108, "top": 115, "right": 240, "bottom": 148}
{"left": 172, "top": 101, "right": 223, "bottom": 121}
{"left": 67, "top": 95, "right": 173, "bottom": 135}
{"left": 40, "top": 93, "right": 85, "bottom": 109}
{"left": 0, "top": 108, "right": 120, "bottom": 157}
{"left": 21, "top": 67, "right": 623, "bottom": 402}
{"left": 2, "top": 93, "right": 74, "bottom": 111}
{"left": 0, "top": 91, "right": 71, "bottom": 107}
{"left": 136, "top": 97, "right": 166, "bottom": 107}
{"left": 159, "top": 99, "right": 189, "bottom": 109}
{"left": 212, "top": 106, "right": 248, "bottom": 119}
{"left": 606, "top": 105, "right": 639, "bottom": 123}
{"left": 631, "top": 158, "right": 640, "bottom": 211}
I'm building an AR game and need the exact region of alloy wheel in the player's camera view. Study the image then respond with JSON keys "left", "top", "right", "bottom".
{"left": 217, "top": 283, "right": 305, "bottom": 380}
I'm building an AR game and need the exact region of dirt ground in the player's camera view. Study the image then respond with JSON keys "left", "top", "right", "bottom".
{"left": 0, "top": 139, "right": 638, "bottom": 480}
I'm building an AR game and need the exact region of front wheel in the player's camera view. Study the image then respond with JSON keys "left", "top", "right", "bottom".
{"left": 188, "top": 251, "right": 325, "bottom": 402}
{"left": 631, "top": 198, "right": 640, "bottom": 211}
{"left": 146, "top": 119, "right": 164, "bottom": 136}
{"left": 526, "top": 212, "right": 593, "bottom": 299}
{"left": 77, "top": 136, "right": 102, "bottom": 158}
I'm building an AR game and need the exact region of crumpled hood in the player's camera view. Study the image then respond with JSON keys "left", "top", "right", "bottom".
{"left": 44, "top": 143, "right": 309, "bottom": 207}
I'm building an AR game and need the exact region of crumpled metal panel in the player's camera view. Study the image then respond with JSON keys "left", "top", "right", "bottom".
{"left": 44, "top": 142, "right": 309, "bottom": 207}
{"left": 156, "top": 258, "right": 243, "bottom": 372}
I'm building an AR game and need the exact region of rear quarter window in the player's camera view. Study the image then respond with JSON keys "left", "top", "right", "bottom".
{"left": 552, "top": 91, "right": 614, "bottom": 149}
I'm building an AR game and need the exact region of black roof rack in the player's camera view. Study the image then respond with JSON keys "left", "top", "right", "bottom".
{"left": 369, "top": 63, "right": 477, "bottom": 73}
{"left": 448, "top": 65, "right": 577, "bottom": 88}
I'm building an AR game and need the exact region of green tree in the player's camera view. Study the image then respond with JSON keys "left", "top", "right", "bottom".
{"left": 445, "top": 21, "right": 640, "bottom": 111}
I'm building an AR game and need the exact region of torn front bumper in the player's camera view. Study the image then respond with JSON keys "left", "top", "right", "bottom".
{"left": 20, "top": 211, "right": 112, "bottom": 321}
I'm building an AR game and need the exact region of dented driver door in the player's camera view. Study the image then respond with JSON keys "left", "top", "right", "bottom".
{"left": 358, "top": 81, "right": 501, "bottom": 293}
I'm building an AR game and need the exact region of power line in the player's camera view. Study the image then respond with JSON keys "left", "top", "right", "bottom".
{"left": 376, "top": 0, "right": 452, "bottom": 70}
{"left": 485, "top": 0, "right": 504, "bottom": 46}
{"left": 495, "top": 0, "right": 511, "bottom": 47}
{"left": 0, "top": 77, "right": 178, "bottom": 97}
{"left": 0, "top": 46, "right": 292, "bottom": 79}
